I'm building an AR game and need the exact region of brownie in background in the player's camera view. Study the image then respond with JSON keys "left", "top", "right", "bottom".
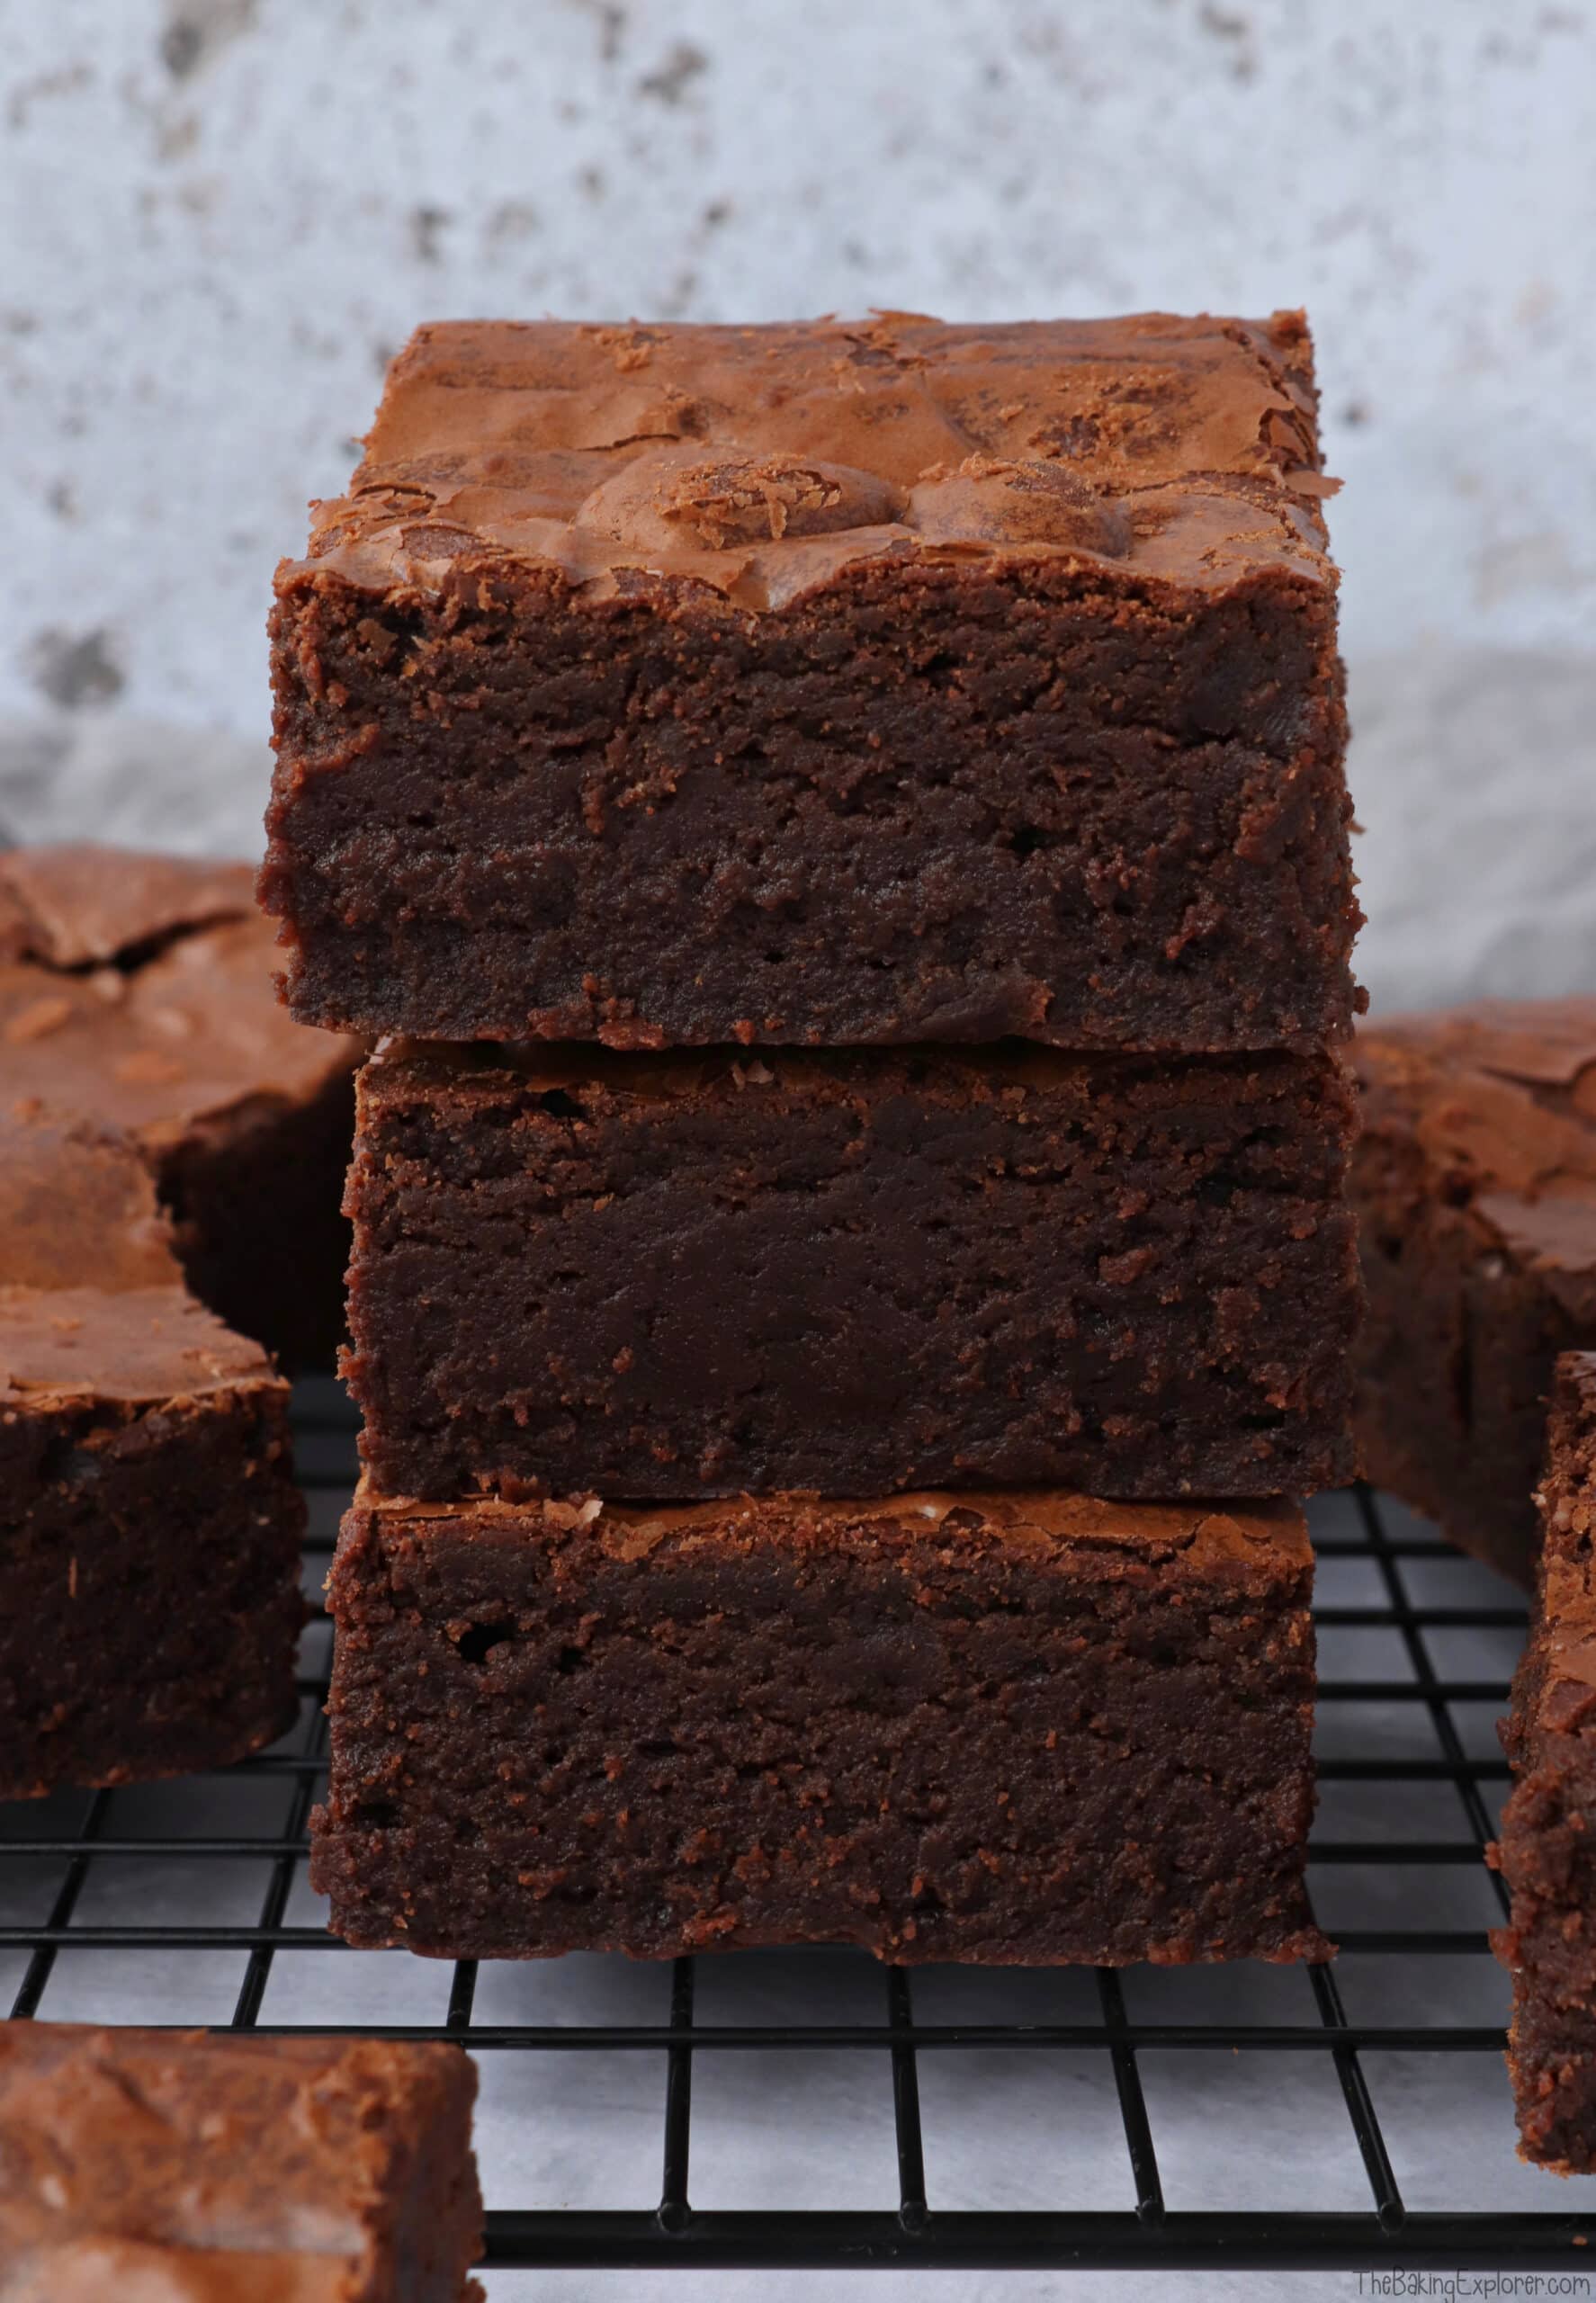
{"left": 313, "top": 1482, "right": 1328, "bottom": 1967}
{"left": 0, "top": 1281, "right": 305, "bottom": 1800}
{"left": 345, "top": 1038, "right": 1361, "bottom": 1504}
{"left": 1493, "top": 1353, "right": 1596, "bottom": 2170}
{"left": 0, "top": 2021, "right": 482, "bottom": 2299}
{"left": 265, "top": 312, "right": 1358, "bottom": 1054}
{"left": 0, "top": 844, "right": 358, "bottom": 1368}
{"left": 1351, "top": 999, "right": 1596, "bottom": 1584}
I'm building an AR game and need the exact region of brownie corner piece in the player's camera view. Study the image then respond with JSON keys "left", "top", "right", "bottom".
{"left": 0, "top": 2021, "right": 483, "bottom": 2299}
{"left": 265, "top": 312, "right": 1356, "bottom": 1051}
{"left": 1351, "top": 998, "right": 1596, "bottom": 1583}
{"left": 311, "top": 1483, "right": 1328, "bottom": 1968}
{"left": 1494, "top": 1350, "right": 1596, "bottom": 2170}
{"left": 0, "top": 1284, "right": 307, "bottom": 1800}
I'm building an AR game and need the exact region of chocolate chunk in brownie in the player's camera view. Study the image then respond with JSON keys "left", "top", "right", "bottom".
{"left": 1351, "top": 999, "right": 1596, "bottom": 1583}
{"left": 0, "top": 2021, "right": 482, "bottom": 2299}
{"left": 1493, "top": 1353, "right": 1596, "bottom": 2169}
{"left": 345, "top": 1037, "right": 1361, "bottom": 1503}
{"left": 0, "top": 843, "right": 359, "bottom": 1367}
{"left": 312, "top": 1482, "right": 1330, "bottom": 1967}
{"left": 265, "top": 312, "right": 1358, "bottom": 1053}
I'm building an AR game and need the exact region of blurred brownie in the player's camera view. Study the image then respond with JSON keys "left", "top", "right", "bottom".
{"left": 1493, "top": 1353, "right": 1596, "bottom": 2169}
{"left": 312, "top": 1482, "right": 1328, "bottom": 1966}
{"left": 0, "top": 1107, "right": 178, "bottom": 1293}
{"left": 264, "top": 312, "right": 1358, "bottom": 1053}
{"left": 0, "top": 843, "right": 359, "bottom": 1367}
{"left": 345, "top": 1037, "right": 1361, "bottom": 1503}
{"left": 0, "top": 2021, "right": 482, "bottom": 2299}
{"left": 0, "top": 1276, "right": 305, "bottom": 1800}
{"left": 1352, "top": 999, "right": 1596, "bottom": 1583}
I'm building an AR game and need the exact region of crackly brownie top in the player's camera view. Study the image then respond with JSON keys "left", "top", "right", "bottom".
{"left": 0, "top": 2022, "right": 468, "bottom": 2275}
{"left": 293, "top": 310, "right": 1337, "bottom": 613}
{"left": 0, "top": 848, "right": 257, "bottom": 972}
{"left": 0, "top": 1108, "right": 179, "bottom": 1292}
{"left": 1356, "top": 999, "right": 1596, "bottom": 1307}
{"left": 0, "top": 1284, "right": 282, "bottom": 1406}
{"left": 366, "top": 1482, "right": 1311, "bottom": 1585}
{"left": 0, "top": 845, "right": 357, "bottom": 1144}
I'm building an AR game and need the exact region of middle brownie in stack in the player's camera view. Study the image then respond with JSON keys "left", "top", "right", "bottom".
{"left": 276, "top": 313, "right": 1362, "bottom": 1966}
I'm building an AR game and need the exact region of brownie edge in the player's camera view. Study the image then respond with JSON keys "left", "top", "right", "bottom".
{"left": 311, "top": 1483, "right": 1331, "bottom": 1968}
{"left": 1493, "top": 1352, "right": 1596, "bottom": 2170}
{"left": 0, "top": 2021, "right": 484, "bottom": 2299}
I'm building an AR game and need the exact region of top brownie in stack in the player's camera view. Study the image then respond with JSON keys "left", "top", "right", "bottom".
{"left": 264, "top": 311, "right": 1358, "bottom": 1053}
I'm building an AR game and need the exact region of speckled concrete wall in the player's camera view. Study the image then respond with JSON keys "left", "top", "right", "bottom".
{"left": 2, "top": 0, "right": 1594, "bottom": 1008}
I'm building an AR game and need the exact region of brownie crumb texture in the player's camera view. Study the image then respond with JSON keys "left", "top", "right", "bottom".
{"left": 1494, "top": 1353, "right": 1596, "bottom": 2170}
{"left": 344, "top": 1038, "right": 1362, "bottom": 1505}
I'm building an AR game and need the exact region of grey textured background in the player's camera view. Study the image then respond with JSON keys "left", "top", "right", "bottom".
{"left": 3, "top": 0, "right": 1594, "bottom": 1013}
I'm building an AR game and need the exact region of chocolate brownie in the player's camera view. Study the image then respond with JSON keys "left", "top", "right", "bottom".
{"left": 345, "top": 1037, "right": 1361, "bottom": 1503}
{"left": 1351, "top": 999, "right": 1596, "bottom": 1584}
{"left": 0, "top": 2022, "right": 482, "bottom": 2299}
{"left": 1493, "top": 1354, "right": 1596, "bottom": 2169}
{"left": 0, "top": 1107, "right": 177, "bottom": 1292}
{"left": 264, "top": 312, "right": 1358, "bottom": 1053}
{"left": 0, "top": 1274, "right": 306, "bottom": 1800}
{"left": 0, "top": 844, "right": 359, "bottom": 1367}
{"left": 311, "top": 1482, "right": 1329, "bottom": 1966}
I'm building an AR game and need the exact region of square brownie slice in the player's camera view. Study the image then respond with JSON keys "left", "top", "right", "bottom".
{"left": 1493, "top": 1353, "right": 1596, "bottom": 2169}
{"left": 1351, "top": 999, "right": 1596, "bottom": 1584}
{"left": 264, "top": 312, "right": 1358, "bottom": 1053}
{"left": 0, "top": 843, "right": 359, "bottom": 1367}
{"left": 0, "top": 2022, "right": 482, "bottom": 2299}
{"left": 311, "top": 1483, "right": 1329, "bottom": 1967}
{"left": 345, "top": 1038, "right": 1361, "bottom": 1503}
{"left": 0, "top": 1281, "right": 306, "bottom": 1800}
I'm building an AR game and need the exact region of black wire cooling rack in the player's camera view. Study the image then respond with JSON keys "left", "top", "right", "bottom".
{"left": 3, "top": 1377, "right": 1592, "bottom": 2281}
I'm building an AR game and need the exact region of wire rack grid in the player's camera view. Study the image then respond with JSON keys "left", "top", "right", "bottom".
{"left": 2, "top": 1376, "right": 1589, "bottom": 2283}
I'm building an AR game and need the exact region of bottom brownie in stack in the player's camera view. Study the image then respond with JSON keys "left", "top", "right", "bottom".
{"left": 311, "top": 1483, "right": 1328, "bottom": 1967}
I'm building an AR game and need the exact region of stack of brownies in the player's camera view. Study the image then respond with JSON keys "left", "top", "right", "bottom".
{"left": 264, "top": 312, "right": 1363, "bottom": 1967}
